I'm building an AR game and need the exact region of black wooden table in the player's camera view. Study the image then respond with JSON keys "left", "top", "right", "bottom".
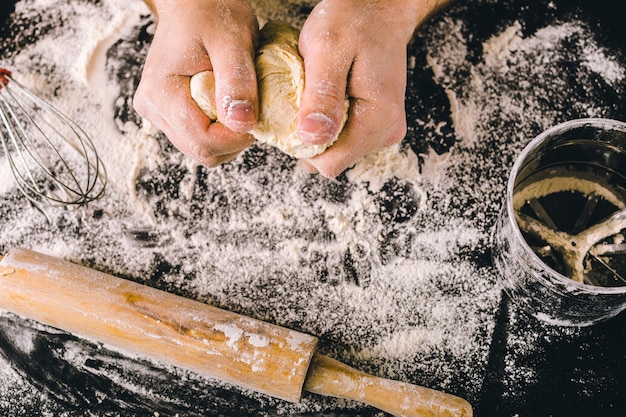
{"left": 1, "top": 0, "right": 624, "bottom": 416}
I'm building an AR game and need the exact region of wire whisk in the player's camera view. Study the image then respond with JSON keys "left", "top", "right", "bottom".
{"left": 0, "top": 68, "right": 106, "bottom": 207}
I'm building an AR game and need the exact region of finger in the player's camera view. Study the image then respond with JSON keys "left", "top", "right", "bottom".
{"left": 304, "top": 99, "right": 407, "bottom": 179}
{"left": 305, "top": 42, "right": 409, "bottom": 178}
{"left": 208, "top": 24, "right": 259, "bottom": 133}
{"left": 297, "top": 26, "right": 352, "bottom": 146}
{"left": 296, "top": 159, "right": 319, "bottom": 174}
{"left": 199, "top": 150, "right": 244, "bottom": 168}
{"left": 134, "top": 74, "right": 254, "bottom": 165}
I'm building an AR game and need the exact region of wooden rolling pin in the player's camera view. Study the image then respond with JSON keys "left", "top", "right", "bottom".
{"left": 0, "top": 247, "right": 472, "bottom": 416}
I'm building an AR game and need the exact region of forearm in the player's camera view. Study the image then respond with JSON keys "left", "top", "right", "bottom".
{"left": 416, "top": 0, "right": 455, "bottom": 17}
{"left": 407, "top": 0, "right": 456, "bottom": 33}
{"left": 143, "top": 0, "right": 453, "bottom": 34}
{"left": 143, "top": 0, "right": 155, "bottom": 14}
{"left": 142, "top": 0, "right": 195, "bottom": 17}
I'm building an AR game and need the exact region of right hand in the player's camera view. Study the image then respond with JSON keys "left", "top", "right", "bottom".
{"left": 133, "top": 0, "right": 259, "bottom": 167}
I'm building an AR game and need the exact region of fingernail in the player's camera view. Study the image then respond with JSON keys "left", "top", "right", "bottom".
{"left": 298, "top": 112, "right": 336, "bottom": 144}
{"left": 225, "top": 99, "right": 255, "bottom": 128}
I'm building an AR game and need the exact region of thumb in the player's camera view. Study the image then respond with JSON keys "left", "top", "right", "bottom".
{"left": 297, "top": 34, "right": 351, "bottom": 145}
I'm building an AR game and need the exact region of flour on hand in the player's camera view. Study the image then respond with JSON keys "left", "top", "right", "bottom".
{"left": 190, "top": 21, "right": 349, "bottom": 159}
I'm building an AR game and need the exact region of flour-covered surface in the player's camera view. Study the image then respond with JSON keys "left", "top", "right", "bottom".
{"left": 0, "top": 0, "right": 625, "bottom": 416}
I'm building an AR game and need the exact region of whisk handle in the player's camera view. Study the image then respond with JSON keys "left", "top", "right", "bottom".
{"left": 0, "top": 68, "right": 12, "bottom": 88}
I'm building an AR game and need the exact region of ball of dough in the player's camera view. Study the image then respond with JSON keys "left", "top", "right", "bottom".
{"left": 189, "top": 21, "right": 349, "bottom": 159}
{"left": 189, "top": 70, "right": 218, "bottom": 122}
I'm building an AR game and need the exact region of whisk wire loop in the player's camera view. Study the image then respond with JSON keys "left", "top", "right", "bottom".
{"left": 0, "top": 69, "right": 106, "bottom": 207}
{"left": 1, "top": 89, "right": 55, "bottom": 199}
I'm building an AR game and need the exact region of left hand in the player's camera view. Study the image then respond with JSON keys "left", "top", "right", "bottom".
{"left": 296, "top": 0, "right": 451, "bottom": 178}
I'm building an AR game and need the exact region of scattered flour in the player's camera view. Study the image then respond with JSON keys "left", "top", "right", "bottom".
{"left": 0, "top": 0, "right": 624, "bottom": 416}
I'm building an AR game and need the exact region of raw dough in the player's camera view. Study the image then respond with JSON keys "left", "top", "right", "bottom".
{"left": 190, "top": 21, "right": 349, "bottom": 159}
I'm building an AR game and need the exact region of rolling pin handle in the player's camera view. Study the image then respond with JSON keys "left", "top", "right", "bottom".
{"left": 304, "top": 353, "right": 472, "bottom": 417}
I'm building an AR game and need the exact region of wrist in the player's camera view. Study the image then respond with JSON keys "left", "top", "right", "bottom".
{"left": 409, "top": 0, "right": 454, "bottom": 29}
{"left": 142, "top": 0, "right": 196, "bottom": 17}
{"left": 142, "top": 0, "right": 156, "bottom": 14}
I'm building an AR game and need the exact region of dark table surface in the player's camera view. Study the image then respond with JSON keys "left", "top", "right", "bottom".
{"left": 0, "top": 0, "right": 625, "bottom": 416}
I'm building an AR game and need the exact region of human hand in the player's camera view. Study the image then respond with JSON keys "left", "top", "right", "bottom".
{"left": 133, "top": 0, "right": 258, "bottom": 167}
{"left": 297, "top": 0, "right": 451, "bottom": 178}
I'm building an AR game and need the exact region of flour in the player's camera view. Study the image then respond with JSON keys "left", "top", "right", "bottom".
{"left": 346, "top": 144, "right": 424, "bottom": 193}
{"left": 0, "top": 0, "right": 624, "bottom": 416}
{"left": 4, "top": 0, "right": 157, "bottom": 201}
{"left": 0, "top": 159, "right": 13, "bottom": 193}
{"left": 514, "top": 176, "right": 625, "bottom": 209}
{"left": 482, "top": 21, "right": 523, "bottom": 68}
{"left": 582, "top": 45, "right": 625, "bottom": 87}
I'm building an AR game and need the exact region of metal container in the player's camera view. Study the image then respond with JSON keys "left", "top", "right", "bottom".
{"left": 492, "top": 118, "right": 626, "bottom": 326}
